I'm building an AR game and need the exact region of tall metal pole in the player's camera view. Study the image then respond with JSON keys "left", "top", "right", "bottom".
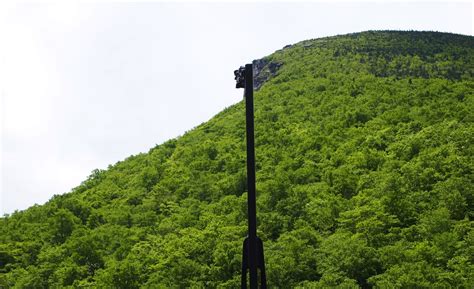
{"left": 235, "top": 64, "right": 266, "bottom": 289}
{"left": 244, "top": 64, "right": 258, "bottom": 289}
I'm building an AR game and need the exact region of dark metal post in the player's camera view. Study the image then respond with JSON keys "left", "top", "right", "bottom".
{"left": 244, "top": 64, "right": 258, "bottom": 289}
{"left": 235, "top": 64, "right": 267, "bottom": 289}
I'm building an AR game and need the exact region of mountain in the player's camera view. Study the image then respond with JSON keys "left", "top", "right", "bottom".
{"left": 1, "top": 31, "right": 473, "bottom": 288}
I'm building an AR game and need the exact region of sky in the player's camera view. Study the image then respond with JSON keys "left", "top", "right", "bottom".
{"left": 0, "top": 1, "right": 472, "bottom": 215}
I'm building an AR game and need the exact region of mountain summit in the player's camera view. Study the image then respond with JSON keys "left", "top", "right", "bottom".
{"left": 1, "top": 31, "right": 473, "bottom": 288}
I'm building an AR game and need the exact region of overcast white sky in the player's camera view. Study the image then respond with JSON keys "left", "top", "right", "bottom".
{"left": 0, "top": 1, "right": 472, "bottom": 215}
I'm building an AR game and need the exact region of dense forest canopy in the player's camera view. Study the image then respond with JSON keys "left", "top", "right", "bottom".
{"left": 1, "top": 31, "right": 473, "bottom": 288}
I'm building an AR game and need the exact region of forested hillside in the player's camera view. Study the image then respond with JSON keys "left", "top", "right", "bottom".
{"left": 1, "top": 31, "right": 473, "bottom": 288}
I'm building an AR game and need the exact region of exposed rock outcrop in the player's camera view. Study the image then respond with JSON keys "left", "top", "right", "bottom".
{"left": 252, "top": 58, "right": 283, "bottom": 90}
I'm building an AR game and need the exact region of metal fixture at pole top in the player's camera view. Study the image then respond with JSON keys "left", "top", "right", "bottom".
{"left": 234, "top": 64, "right": 267, "bottom": 289}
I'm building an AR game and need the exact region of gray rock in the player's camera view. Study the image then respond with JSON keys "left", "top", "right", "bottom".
{"left": 252, "top": 58, "right": 283, "bottom": 90}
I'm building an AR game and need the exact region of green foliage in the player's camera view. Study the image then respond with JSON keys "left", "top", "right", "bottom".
{"left": 1, "top": 31, "right": 473, "bottom": 288}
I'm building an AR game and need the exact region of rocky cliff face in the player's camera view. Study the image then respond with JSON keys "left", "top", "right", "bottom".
{"left": 252, "top": 58, "right": 283, "bottom": 90}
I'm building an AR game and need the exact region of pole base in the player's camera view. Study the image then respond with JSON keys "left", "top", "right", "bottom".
{"left": 241, "top": 236, "right": 267, "bottom": 289}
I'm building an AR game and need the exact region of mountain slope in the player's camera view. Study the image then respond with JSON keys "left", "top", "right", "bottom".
{"left": 1, "top": 31, "right": 473, "bottom": 288}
